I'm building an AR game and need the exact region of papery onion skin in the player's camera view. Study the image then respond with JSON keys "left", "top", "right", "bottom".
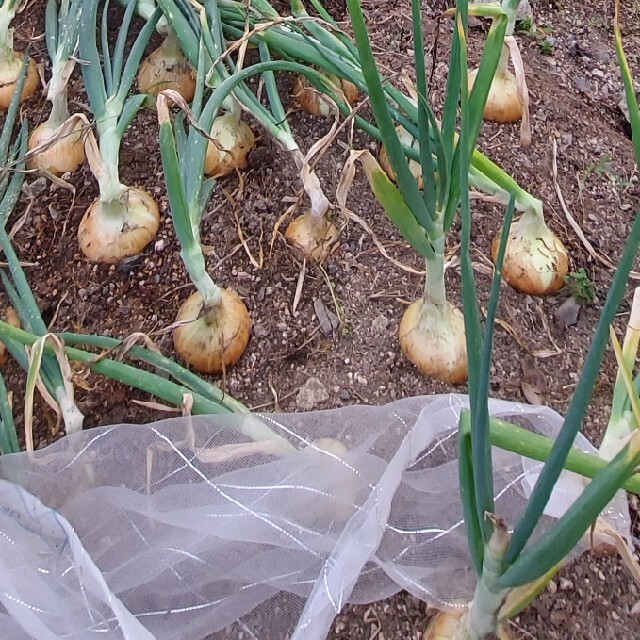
{"left": 137, "top": 42, "right": 196, "bottom": 103}
{"left": 173, "top": 289, "right": 251, "bottom": 374}
{"left": 0, "top": 54, "right": 39, "bottom": 110}
{"left": 492, "top": 223, "right": 569, "bottom": 296}
{"left": 284, "top": 210, "right": 339, "bottom": 262}
{"left": 78, "top": 188, "right": 160, "bottom": 263}
{"left": 293, "top": 74, "right": 359, "bottom": 117}
{"left": 468, "top": 68, "right": 523, "bottom": 123}
{"left": 399, "top": 299, "right": 468, "bottom": 385}
{"left": 204, "top": 114, "right": 255, "bottom": 178}
{"left": 422, "top": 610, "right": 466, "bottom": 640}
{"left": 27, "top": 119, "right": 86, "bottom": 175}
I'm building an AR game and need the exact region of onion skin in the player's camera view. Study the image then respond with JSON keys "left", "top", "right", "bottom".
{"left": 284, "top": 211, "right": 338, "bottom": 262}
{"left": 399, "top": 299, "right": 468, "bottom": 385}
{"left": 468, "top": 68, "right": 522, "bottom": 123}
{"left": 27, "top": 119, "right": 86, "bottom": 175}
{"left": 137, "top": 42, "right": 196, "bottom": 103}
{"left": 492, "top": 217, "right": 569, "bottom": 296}
{"left": 0, "top": 54, "right": 39, "bottom": 110}
{"left": 293, "top": 74, "right": 359, "bottom": 117}
{"left": 78, "top": 188, "right": 160, "bottom": 263}
{"left": 204, "top": 114, "right": 255, "bottom": 178}
{"left": 422, "top": 611, "right": 465, "bottom": 640}
{"left": 173, "top": 289, "right": 251, "bottom": 374}
{"left": 379, "top": 125, "right": 425, "bottom": 189}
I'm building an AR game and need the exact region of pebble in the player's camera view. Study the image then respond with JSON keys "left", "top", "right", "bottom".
{"left": 296, "top": 377, "right": 329, "bottom": 410}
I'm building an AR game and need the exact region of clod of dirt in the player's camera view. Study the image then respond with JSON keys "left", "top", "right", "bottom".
{"left": 554, "top": 297, "right": 581, "bottom": 328}
{"left": 296, "top": 377, "right": 330, "bottom": 410}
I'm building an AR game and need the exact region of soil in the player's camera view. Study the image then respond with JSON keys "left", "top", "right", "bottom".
{"left": 3, "top": 0, "right": 640, "bottom": 638}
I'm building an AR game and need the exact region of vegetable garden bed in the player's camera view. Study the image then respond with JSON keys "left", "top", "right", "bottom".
{"left": 2, "top": 0, "right": 640, "bottom": 637}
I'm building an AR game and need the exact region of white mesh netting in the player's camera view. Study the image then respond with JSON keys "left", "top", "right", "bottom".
{"left": 0, "top": 394, "right": 631, "bottom": 640}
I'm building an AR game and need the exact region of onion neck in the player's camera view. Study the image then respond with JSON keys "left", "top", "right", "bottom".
{"left": 46, "top": 59, "right": 74, "bottom": 125}
{"left": 496, "top": 44, "right": 510, "bottom": 76}
{"left": 502, "top": 0, "right": 520, "bottom": 36}
{"left": 512, "top": 207, "right": 548, "bottom": 238}
{"left": 0, "top": 5, "right": 15, "bottom": 61}
{"left": 423, "top": 228, "right": 447, "bottom": 307}
{"left": 462, "top": 520, "right": 510, "bottom": 639}
{"left": 95, "top": 111, "right": 127, "bottom": 204}
{"left": 159, "top": 29, "right": 183, "bottom": 60}
{"left": 180, "top": 223, "right": 222, "bottom": 315}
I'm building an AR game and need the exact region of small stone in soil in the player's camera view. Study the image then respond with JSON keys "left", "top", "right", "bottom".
{"left": 296, "top": 377, "right": 330, "bottom": 410}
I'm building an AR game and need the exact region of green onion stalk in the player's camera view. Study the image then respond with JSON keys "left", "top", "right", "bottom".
{"left": 599, "top": 294, "right": 640, "bottom": 462}
{"left": 0, "top": 321, "right": 295, "bottom": 451}
{"left": 214, "top": 0, "right": 569, "bottom": 293}
{"left": 156, "top": 36, "right": 253, "bottom": 376}
{"left": 0, "top": 0, "right": 38, "bottom": 108}
{"left": 0, "top": 63, "right": 85, "bottom": 438}
{"left": 158, "top": 0, "right": 339, "bottom": 261}
{"left": 338, "top": 0, "right": 510, "bottom": 384}
{"left": 26, "top": 0, "right": 87, "bottom": 176}
{"left": 429, "top": 2, "right": 640, "bottom": 636}
{"left": 77, "top": 0, "right": 161, "bottom": 264}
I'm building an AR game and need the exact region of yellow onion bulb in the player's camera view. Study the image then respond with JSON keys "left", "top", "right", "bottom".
{"left": 204, "top": 113, "right": 255, "bottom": 178}
{"left": 284, "top": 210, "right": 338, "bottom": 262}
{"left": 293, "top": 74, "right": 359, "bottom": 117}
{"left": 27, "top": 119, "right": 86, "bottom": 175}
{"left": 468, "top": 67, "right": 522, "bottom": 123}
{"left": 173, "top": 288, "right": 251, "bottom": 374}
{"left": 422, "top": 610, "right": 465, "bottom": 640}
{"left": 399, "top": 299, "right": 468, "bottom": 385}
{"left": 0, "top": 307, "right": 20, "bottom": 368}
{"left": 379, "top": 125, "right": 424, "bottom": 189}
{"left": 137, "top": 38, "right": 196, "bottom": 103}
{"left": 492, "top": 210, "right": 569, "bottom": 296}
{"left": 78, "top": 188, "right": 160, "bottom": 263}
{"left": 0, "top": 53, "right": 39, "bottom": 110}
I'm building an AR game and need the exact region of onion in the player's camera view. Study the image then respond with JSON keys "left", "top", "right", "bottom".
{"left": 293, "top": 74, "right": 359, "bottom": 117}
{"left": 138, "top": 34, "right": 196, "bottom": 103}
{"left": 284, "top": 210, "right": 339, "bottom": 262}
{"left": 378, "top": 124, "right": 424, "bottom": 189}
{"left": 0, "top": 53, "right": 38, "bottom": 110}
{"left": 468, "top": 67, "right": 522, "bottom": 124}
{"left": 27, "top": 118, "right": 86, "bottom": 175}
{"left": 78, "top": 188, "right": 160, "bottom": 263}
{"left": 399, "top": 299, "right": 468, "bottom": 384}
{"left": 492, "top": 209, "right": 569, "bottom": 296}
{"left": 173, "top": 288, "right": 251, "bottom": 374}
{"left": 422, "top": 610, "right": 465, "bottom": 640}
{"left": 204, "top": 112, "right": 255, "bottom": 178}
{"left": 0, "top": 307, "right": 20, "bottom": 368}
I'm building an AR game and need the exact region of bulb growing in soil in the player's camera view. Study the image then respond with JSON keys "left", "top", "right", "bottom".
{"left": 204, "top": 111, "right": 255, "bottom": 178}
{"left": 173, "top": 288, "right": 251, "bottom": 374}
{"left": 293, "top": 73, "right": 359, "bottom": 117}
{"left": 27, "top": 116, "right": 86, "bottom": 175}
{"left": 138, "top": 32, "right": 196, "bottom": 104}
{"left": 468, "top": 45, "right": 522, "bottom": 124}
{"left": 284, "top": 210, "right": 339, "bottom": 262}
{"left": 0, "top": 54, "right": 38, "bottom": 110}
{"left": 492, "top": 209, "right": 569, "bottom": 296}
{"left": 78, "top": 188, "right": 160, "bottom": 263}
{"left": 399, "top": 298, "right": 468, "bottom": 385}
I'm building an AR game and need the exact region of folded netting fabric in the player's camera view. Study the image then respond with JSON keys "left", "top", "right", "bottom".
{"left": 0, "top": 394, "right": 630, "bottom": 640}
